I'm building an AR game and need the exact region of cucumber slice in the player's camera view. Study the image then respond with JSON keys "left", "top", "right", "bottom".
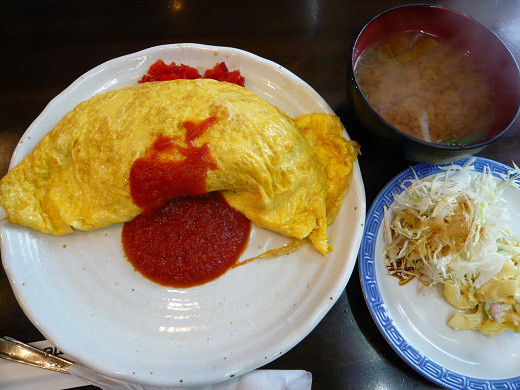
{"left": 482, "top": 302, "right": 493, "bottom": 320}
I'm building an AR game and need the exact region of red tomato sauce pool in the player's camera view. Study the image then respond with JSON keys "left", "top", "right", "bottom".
{"left": 122, "top": 192, "right": 251, "bottom": 288}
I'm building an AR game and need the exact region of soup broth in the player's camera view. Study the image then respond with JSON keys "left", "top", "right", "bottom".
{"left": 355, "top": 32, "right": 495, "bottom": 145}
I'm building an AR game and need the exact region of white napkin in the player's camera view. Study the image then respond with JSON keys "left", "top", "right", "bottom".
{"left": 0, "top": 340, "right": 312, "bottom": 390}
{"left": 69, "top": 365, "right": 312, "bottom": 390}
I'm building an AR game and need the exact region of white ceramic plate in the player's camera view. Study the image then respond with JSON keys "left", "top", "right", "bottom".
{"left": 359, "top": 157, "right": 520, "bottom": 389}
{"left": 0, "top": 43, "right": 365, "bottom": 387}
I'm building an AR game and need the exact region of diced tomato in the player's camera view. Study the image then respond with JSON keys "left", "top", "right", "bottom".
{"left": 138, "top": 60, "right": 244, "bottom": 86}
{"left": 138, "top": 60, "right": 202, "bottom": 83}
{"left": 203, "top": 62, "right": 245, "bottom": 86}
{"left": 148, "top": 59, "right": 171, "bottom": 76}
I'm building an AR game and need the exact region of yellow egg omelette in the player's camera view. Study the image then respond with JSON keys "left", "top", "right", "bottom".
{"left": 0, "top": 79, "right": 359, "bottom": 255}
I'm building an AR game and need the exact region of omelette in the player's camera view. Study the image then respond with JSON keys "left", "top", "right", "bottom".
{"left": 0, "top": 79, "right": 359, "bottom": 255}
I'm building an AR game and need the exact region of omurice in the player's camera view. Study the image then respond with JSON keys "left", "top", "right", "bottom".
{"left": 0, "top": 78, "right": 359, "bottom": 255}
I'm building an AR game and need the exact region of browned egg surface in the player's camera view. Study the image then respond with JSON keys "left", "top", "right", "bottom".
{"left": 356, "top": 32, "right": 495, "bottom": 145}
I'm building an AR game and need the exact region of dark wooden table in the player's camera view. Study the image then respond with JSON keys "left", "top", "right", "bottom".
{"left": 1, "top": 1, "right": 518, "bottom": 389}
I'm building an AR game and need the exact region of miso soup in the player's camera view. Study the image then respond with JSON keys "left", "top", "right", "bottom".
{"left": 355, "top": 32, "right": 495, "bottom": 145}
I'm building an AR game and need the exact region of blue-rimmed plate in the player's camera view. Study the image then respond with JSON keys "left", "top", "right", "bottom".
{"left": 359, "top": 156, "right": 520, "bottom": 389}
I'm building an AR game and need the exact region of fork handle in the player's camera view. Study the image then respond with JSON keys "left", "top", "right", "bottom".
{"left": 0, "top": 336, "right": 73, "bottom": 374}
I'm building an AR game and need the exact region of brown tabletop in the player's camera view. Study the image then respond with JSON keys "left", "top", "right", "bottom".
{"left": 1, "top": 1, "right": 519, "bottom": 389}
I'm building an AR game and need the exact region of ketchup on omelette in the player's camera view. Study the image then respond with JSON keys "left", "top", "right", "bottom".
{"left": 122, "top": 61, "right": 250, "bottom": 287}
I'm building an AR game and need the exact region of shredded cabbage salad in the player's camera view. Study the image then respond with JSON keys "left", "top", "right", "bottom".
{"left": 383, "top": 158, "right": 520, "bottom": 291}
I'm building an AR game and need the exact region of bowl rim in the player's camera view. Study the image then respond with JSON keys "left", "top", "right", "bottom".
{"left": 350, "top": 2, "right": 520, "bottom": 151}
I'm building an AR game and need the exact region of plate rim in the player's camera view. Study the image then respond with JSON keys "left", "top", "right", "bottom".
{"left": 1, "top": 43, "right": 366, "bottom": 386}
{"left": 358, "top": 156, "right": 520, "bottom": 389}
